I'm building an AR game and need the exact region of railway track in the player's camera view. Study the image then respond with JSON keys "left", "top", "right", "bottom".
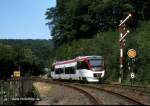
{"left": 31, "top": 77, "right": 148, "bottom": 105}
{"left": 32, "top": 77, "right": 100, "bottom": 105}
{"left": 61, "top": 83, "right": 100, "bottom": 105}
{"left": 100, "top": 83, "right": 150, "bottom": 94}
{"left": 69, "top": 83, "right": 147, "bottom": 105}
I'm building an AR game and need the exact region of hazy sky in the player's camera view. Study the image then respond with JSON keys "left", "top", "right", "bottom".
{"left": 0, "top": 0, "right": 56, "bottom": 39}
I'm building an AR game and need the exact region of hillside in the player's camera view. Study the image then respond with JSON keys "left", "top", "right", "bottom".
{"left": 0, "top": 39, "right": 53, "bottom": 78}
{"left": 0, "top": 39, "right": 53, "bottom": 66}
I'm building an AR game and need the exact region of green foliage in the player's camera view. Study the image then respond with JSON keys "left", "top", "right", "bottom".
{"left": 0, "top": 40, "right": 53, "bottom": 78}
{"left": 0, "top": 39, "right": 53, "bottom": 67}
{"left": 0, "top": 44, "right": 16, "bottom": 60}
{"left": 49, "top": 31, "right": 119, "bottom": 81}
{"left": 46, "top": 0, "right": 150, "bottom": 47}
{"left": 46, "top": 0, "right": 150, "bottom": 84}
{"left": 49, "top": 21, "right": 150, "bottom": 83}
{"left": 135, "top": 22, "right": 150, "bottom": 83}
{"left": 136, "top": 22, "right": 150, "bottom": 60}
{"left": 0, "top": 44, "right": 16, "bottom": 78}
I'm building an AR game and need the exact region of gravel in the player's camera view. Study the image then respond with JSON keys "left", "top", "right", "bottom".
{"left": 33, "top": 82, "right": 91, "bottom": 105}
{"left": 33, "top": 82, "right": 150, "bottom": 105}
{"left": 71, "top": 85, "right": 137, "bottom": 105}
{"left": 98, "top": 85, "right": 150, "bottom": 105}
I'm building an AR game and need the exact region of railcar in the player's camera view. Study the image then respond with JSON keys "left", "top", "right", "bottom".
{"left": 51, "top": 56, "right": 106, "bottom": 83}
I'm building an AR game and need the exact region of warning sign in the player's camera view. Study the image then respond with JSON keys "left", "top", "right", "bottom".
{"left": 13, "top": 71, "right": 20, "bottom": 77}
{"left": 127, "top": 49, "right": 136, "bottom": 58}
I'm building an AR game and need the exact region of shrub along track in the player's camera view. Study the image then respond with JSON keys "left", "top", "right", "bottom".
{"left": 31, "top": 77, "right": 147, "bottom": 105}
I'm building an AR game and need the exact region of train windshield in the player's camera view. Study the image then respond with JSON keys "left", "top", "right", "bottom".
{"left": 89, "top": 59, "right": 103, "bottom": 71}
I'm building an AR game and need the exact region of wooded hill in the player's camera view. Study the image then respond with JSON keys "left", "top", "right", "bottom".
{"left": 0, "top": 39, "right": 53, "bottom": 78}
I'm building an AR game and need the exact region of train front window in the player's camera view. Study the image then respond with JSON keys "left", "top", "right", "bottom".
{"left": 89, "top": 59, "right": 103, "bottom": 71}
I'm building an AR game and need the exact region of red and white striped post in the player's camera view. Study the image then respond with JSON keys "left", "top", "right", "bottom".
{"left": 119, "top": 22, "right": 124, "bottom": 83}
{"left": 118, "top": 14, "right": 132, "bottom": 83}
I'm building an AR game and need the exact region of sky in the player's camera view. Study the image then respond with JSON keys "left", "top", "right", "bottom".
{"left": 0, "top": 0, "right": 56, "bottom": 39}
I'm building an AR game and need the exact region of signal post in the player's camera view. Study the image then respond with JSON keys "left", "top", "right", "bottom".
{"left": 127, "top": 49, "right": 137, "bottom": 85}
{"left": 118, "top": 13, "right": 132, "bottom": 84}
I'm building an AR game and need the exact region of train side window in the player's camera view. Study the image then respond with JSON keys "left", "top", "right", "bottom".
{"left": 77, "top": 61, "right": 89, "bottom": 69}
{"left": 70, "top": 67, "right": 75, "bottom": 74}
{"left": 65, "top": 67, "right": 70, "bottom": 74}
{"left": 65, "top": 67, "right": 75, "bottom": 74}
{"left": 55, "top": 68, "right": 63, "bottom": 74}
{"left": 55, "top": 69, "right": 59, "bottom": 74}
{"left": 60, "top": 68, "right": 64, "bottom": 74}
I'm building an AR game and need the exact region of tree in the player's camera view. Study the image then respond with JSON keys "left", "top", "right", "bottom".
{"left": 0, "top": 44, "right": 16, "bottom": 79}
{"left": 46, "top": 0, "right": 147, "bottom": 47}
{"left": 0, "top": 41, "right": 50, "bottom": 78}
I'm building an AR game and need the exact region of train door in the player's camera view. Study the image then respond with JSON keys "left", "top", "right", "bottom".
{"left": 77, "top": 60, "right": 91, "bottom": 81}
{"left": 64, "top": 67, "right": 70, "bottom": 80}
{"left": 61, "top": 67, "right": 65, "bottom": 79}
{"left": 51, "top": 65, "right": 55, "bottom": 79}
{"left": 70, "top": 67, "right": 76, "bottom": 80}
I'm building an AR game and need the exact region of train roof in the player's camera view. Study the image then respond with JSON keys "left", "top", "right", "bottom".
{"left": 52, "top": 55, "right": 103, "bottom": 66}
{"left": 81, "top": 55, "right": 103, "bottom": 58}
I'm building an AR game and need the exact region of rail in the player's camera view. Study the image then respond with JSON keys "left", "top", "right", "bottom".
{"left": 31, "top": 77, "right": 148, "bottom": 105}
{"left": 32, "top": 77, "right": 100, "bottom": 105}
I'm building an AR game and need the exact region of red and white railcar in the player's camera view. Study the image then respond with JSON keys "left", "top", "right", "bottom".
{"left": 51, "top": 56, "right": 105, "bottom": 82}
